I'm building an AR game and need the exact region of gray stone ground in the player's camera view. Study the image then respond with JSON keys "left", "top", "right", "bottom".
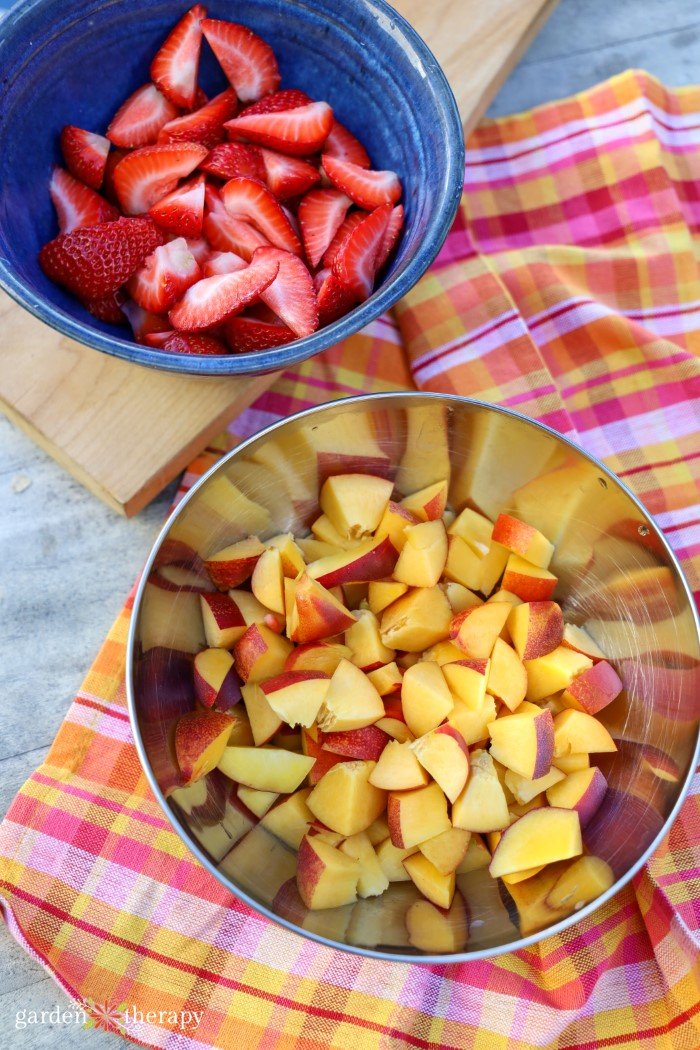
{"left": 1, "top": 0, "right": 699, "bottom": 1043}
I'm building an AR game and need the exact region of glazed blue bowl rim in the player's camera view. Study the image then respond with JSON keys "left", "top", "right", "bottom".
{"left": 0, "top": 0, "right": 464, "bottom": 376}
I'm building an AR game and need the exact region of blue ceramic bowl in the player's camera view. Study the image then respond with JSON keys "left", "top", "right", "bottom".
{"left": 0, "top": 0, "right": 464, "bottom": 375}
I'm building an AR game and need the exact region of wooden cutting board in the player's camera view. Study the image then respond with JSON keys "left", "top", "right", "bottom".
{"left": 0, "top": 0, "right": 556, "bottom": 516}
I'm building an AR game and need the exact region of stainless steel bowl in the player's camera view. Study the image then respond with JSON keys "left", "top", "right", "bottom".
{"left": 126, "top": 393, "right": 700, "bottom": 961}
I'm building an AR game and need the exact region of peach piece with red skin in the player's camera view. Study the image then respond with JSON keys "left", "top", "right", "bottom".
{"left": 233, "top": 622, "right": 293, "bottom": 682}
{"left": 399, "top": 480, "right": 448, "bottom": 522}
{"left": 200, "top": 592, "right": 247, "bottom": 649}
{"left": 288, "top": 573, "right": 356, "bottom": 644}
{"left": 561, "top": 623, "right": 606, "bottom": 662}
{"left": 205, "top": 536, "right": 265, "bottom": 589}
{"left": 193, "top": 648, "right": 241, "bottom": 709}
{"left": 296, "top": 834, "right": 359, "bottom": 910}
{"left": 450, "top": 603, "right": 511, "bottom": 659}
{"left": 301, "top": 725, "right": 346, "bottom": 785}
{"left": 387, "top": 781, "right": 450, "bottom": 849}
{"left": 307, "top": 535, "right": 398, "bottom": 588}
{"left": 486, "top": 637, "right": 527, "bottom": 711}
{"left": 374, "top": 500, "right": 420, "bottom": 551}
{"left": 251, "top": 547, "right": 285, "bottom": 615}
{"left": 560, "top": 661, "right": 623, "bottom": 715}
{"left": 261, "top": 670, "right": 330, "bottom": 727}
{"left": 241, "top": 682, "right": 282, "bottom": 746}
{"left": 507, "top": 601, "right": 564, "bottom": 661}
{"left": 502, "top": 554, "right": 558, "bottom": 602}
{"left": 488, "top": 706, "right": 554, "bottom": 780}
{"left": 322, "top": 724, "right": 389, "bottom": 761}
{"left": 175, "top": 711, "right": 234, "bottom": 784}
{"left": 410, "top": 724, "right": 469, "bottom": 803}
{"left": 546, "top": 767, "right": 608, "bottom": 827}
{"left": 284, "top": 641, "right": 351, "bottom": 675}
{"left": 492, "top": 513, "right": 554, "bottom": 569}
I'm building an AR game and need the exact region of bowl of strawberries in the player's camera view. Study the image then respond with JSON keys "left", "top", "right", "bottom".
{"left": 0, "top": 0, "right": 463, "bottom": 373}
{"left": 126, "top": 392, "right": 700, "bottom": 959}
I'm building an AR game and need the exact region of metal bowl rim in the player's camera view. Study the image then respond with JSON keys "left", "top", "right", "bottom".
{"left": 125, "top": 390, "right": 700, "bottom": 963}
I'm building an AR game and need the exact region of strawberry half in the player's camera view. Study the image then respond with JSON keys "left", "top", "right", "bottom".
{"left": 151, "top": 4, "right": 207, "bottom": 110}
{"left": 225, "top": 315, "right": 294, "bottom": 352}
{"left": 322, "top": 120, "right": 370, "bottom": 168}
{"left": 221, "top": 177, "right": 301, "bottom": 255}
{"left": 158, "top": 88, "right": 238, "bottom": 148}
{"left": 107, "top": 83, "right": 179, "bottom": 149}
{"left": 203, "top": 184, "right": 272, "bottom": 258}
{"left": 113, "top": 142, "right": 208, "bottom": 214}
{"left": 39, "top": 217, "right": 164, "bottom": 299}
{"left": 259, "top": 148, "right": 319, "bottom": 200}
{"left": 321, "top": 155, "right": 401, "bottom": 210}
{"left": 184, "top": 236, "right": 211, "bottom": 265}
{"left": 254, "top": 246, "right": 318, "bottom": 337}
{"left": 225, "top": 100, "right": 333, "bottom": 156}
{"left": 375, "top": 204, "right": 404, "bottom": 272}
{"left": 201, "top": 19, "right": 280, "bottom": 102}
{"left": 50, "top": 168, "right": 119, "bottom": 234}
{"left": 60, "top": 126, "right": 111, "bottom": 189}
{"left": 332, "top": 204, "right": 392, "bottom": 299}
{"left": 321, "top": 210, "right": 366, "bottom": 268}
{"left": 169, "top": 252, "right": 280, "bottom": 330}
{"left": 83, "top": 290, "right": 126, "bottom": 325}
{"left": 162, "top": 332, "right": 228, "bottom": 355}
{"left": 243, "top": 89, "right": 311, "bottom": 115}
{"left": 315, "top": 269, "right": 356, "bottom": 325}
{"left": 203, "top": 251, "right": 247, "bottom": 276}
{"left": 149, "top": 174, "right": 206, "bottom": 237}
{"left": 298, "top": 188, "right": 351, "bottom": 268}
{"left": 200, "top": 142, "right": 265, "bottom": 181}
{"left": 127, "top": 237, "right": 201, "bottom": 313}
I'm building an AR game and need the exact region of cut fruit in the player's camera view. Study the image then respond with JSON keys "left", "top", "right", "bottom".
{"left": 368, "top": 740, "right": 429, "bottom": 790}
{"left": 375, "top": 501, "right": 419, "bottom": 551}
{"left": 241, "top": 682, "right": 282, "bottom": 746}
{"left": 485, "top": 637, "right": 527, "bottom": 712}
{"left": 288, "top": 573, "right": 356, "bottom": 644}
{"left": 113, "top": 142, "right": 208, "bottom": 215}
{"left": 553, "top": 709, "right": 617, "bottom": 756}
{"left": 508, "top": 601, "right": 564, "bottom": 661}
{"left": 233, "top": 622, "right": 293, "bottom": 682}
{"left": 488, "top": 808, "right": 582, "bottom": 878}
{"left": 344, "top": 609, "right": 395, "bottom": 671}
{"left": 452, "top": 750, "right": 510, "bottom": 833}
{"left": 175, "top": 711, "right": 234, "bottom": 784}
{"left": 405, "top": 893, "right": 469, "bottom": 953}
{"left": 307, "top": 760, "right": 387, "bottom": 836}
{"left": 403, "top": 853, "right": 455, "bottom": 909}
{"left": 322, "top": 155, "right": 402, "bottom": 210}
{"left": 387, "top": 781, "right": 450, "bottom": 850}
{"left": 260, "top": 788, "right": 314, "bottom": 849}
{"left": 296, "top": 834, "right": 359, "bottom": 910}
{"left": 492, "top": 514, "right": 554, "bottom": 569}
{"left": 524, "top": 646, "right": 594, "bottom": 702}
{"left": 502, "top": 554, "right": 558, "bottom": 602}
{"left": 442, "top": 535, "right": 483, "bottom": 591}
{"left": 504, "top": 766, "right": 565, "bottom": 806}
{"left": 193, "top": 647, "right": 241, "bottom": 709}
{"left": 410, "top": 724, "right": 469, "bottom": 803}
{"left": 226, "top": 100, "right": 334, "bottom": 155}
{"left": 322, "top": 724, "right": 389, "bottom": 761}
{"left": 400, "top": 481, "right": 448, "bottom": 522}
{"left": 545, "top": 767, "right": 608, "bottom": 827}
{"left": 544, "top": 855, "right": 615, "bottom": 910}
{"left": 376, "top": 838, "right": 419, "bottom": 882}
{"left": 401, "top": 661, "right": 454, "bottom": 736}
{"left": 560, "top": 661, "right": 623, "bottom": 715}
{"left": 205, "top": 536, "right": 265, "bottom": 589}
{"left": 368, "top": 580, "right": 409, "bottom": 616}
{"left": 238, "top": 785, "right": 278, "bottom": 818}
{"left": 261, "top": 671, "right": 330, "bottom": 728}
{"left": 393, "top": 520, "right": 448, "bottom": 588}
{"left": 284, "top": 641, "right": 351, "bottom": 676}
{"left": 380, "top": 586, "right": 452, "bottom": 652}
{"left": 218, "top": 745, "right": 314, "bottom": 792}
{"left": 442, "top": 659, "right": 489, "bottom": 707}
{"left": 307, "top": 536, "right": 398, "bottom": 589}
{"left": 200, "top": 592, "right": 247, "bottom": 649}
{"left": 201, "top": 18, "right": 281, "bottom": 102}
{"left": 450, "top": 603, "right": 511, "bottom": 659}
{"left": 317, "top": 658, "right": 384, "bottom": 732}
{"left": 488, "top": 706, "right": 554, "bottom": 781}
{"left": 419, "top": 827, "right": 471, "bottom": 875}
{"left": 320, "top": 473, "right": 393, "bottom": 539}
{"left": 250, "top": 547, "right": 285, "bottom": 615}
{"left": 339, "top": 832, "right": 390, "bottom": 898}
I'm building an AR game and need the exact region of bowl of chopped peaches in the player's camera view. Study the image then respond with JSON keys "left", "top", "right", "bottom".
{"left": 127, "top": 394, "right": 700, "bottom": 960}
{"left": 0, "top": 0, "right": 463, "bottom": 374}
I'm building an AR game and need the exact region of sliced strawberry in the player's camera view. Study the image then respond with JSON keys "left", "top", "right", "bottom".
{"left": 50, "top": 168, "right": 119, "bottom": 234}
{"left": 184, "top": 236, "right": 211, "bottom": 265}
{"left": 321, "top": 210, "right": 366, "bottom": 268}
{"left": 298, "top": 188, "right": 351, "bottom": 268}
{"left": 201, "top": 19, "right": 280, "bottom": 102}
{"left": 221, "top": 177, "right": 301, "bottom": 255}
{"left": 203, "top": 250, "right": 247, "bottom": 276}
{"left": 332, "top": 204, "right": 392, "bottom": 299}
{"left": 158, "top": 88, "right": 238, "bottom": 148}
{"left": 103, "top": 148, "right": 127, "bottom": 204}
{"left": 203, "top": 184, "right": 272, "bottom": 258}
{"left": 83, "top": 290, "right": 126, "bottom": 324}
{"left": 225, "top": 101, "right": 333, "bottom": 156}
{"left": 60, "top": 126, "right": 111, "bottom": 189}
{"left": 243, "top": 89, "right": 312, "bottom": 116}
{"left": 162, "top": 332, "right": 228, "bottom": 355}
{"left": 149, "top": 174, "right": 205, "bottom": 237}
{"left": 259, "top": 148, "right": 319, "bottom": 201}
{"left": 321, "top": 155, "right": 401, "bottom": 210}
{"left": 322, "top": 120, "right": 370, "bottom": 168}
{"left": 151, "top": 4, "right": 207, "bottom": 110}
{"left": 375, "top": 204, "right": 404, "bottom": 272}
{"left": 169, "top": 252, "right": 280, "bottom": 330}
{"left": 127, "top": 237, "right": 201, "bottom": 312}
{"left": 254, "top": 246, "right": 318, "bottom": 338}
{"left": 113, "top": 142, "right": 207, "bottom": 214}
{"left": 316, "top": 270, "right": 356, "bottom": 325}
{"left": 39, "top": 217, "right": 164, "bottom": 299}
{"left": 200, "top": 141, "right": 265, "bottom": 180}
{"left": 225, "top": 315, "right": 294, "bottom": 352}
{"left": 121, "top": 301, "right": 171, "bottom": 343}
{"left": 107, "top": 83, "right": 180, "bottom": 149}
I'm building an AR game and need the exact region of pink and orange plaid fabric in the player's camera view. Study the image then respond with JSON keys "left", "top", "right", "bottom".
{"left": 1, "top": 70, "right": 699, "bottom": 1049}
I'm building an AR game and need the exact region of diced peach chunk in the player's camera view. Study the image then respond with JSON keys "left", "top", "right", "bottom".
{"left": 205, "top": 536, "right": 265, "bottom": 590}
{"left": 508, "top": 601, "right": 564, "bottom": 661}
{"left": 544, "top": 855, "right": 614, "bottom": 910}
{"left": 374, "top": 500, "right": 419, "bottom": 551}
{"left": 380, "top": 585, "right": 452, "bottom": 652}
{"left": 307, "top": 536, "right": 398, "bottom": 588}
{"left": 492, "top": 513, "right": 554, "bottom": 569}
{"left": 174, "top": 711, "right": 234, "bottom": 784}
{"left": 400, "top": 480, "right": 448, "bottom": 522}
{"left": 450, "top": 603, "right": 511, "bottom": 659}
{"left": 345, "top": 609, "right": 395, "bottom": 671}
{"left": 284, "top": 641, "right": 351, "bottom": 675}
{"left": 452, "top": 749, "right": 511, "bottom": 833}
{"left": 486, "top": 637, "right": 527, "bottom": 711}
{"left": 403, "top": 852, "right": 455, "bottom": 908}
{"left": 410, "top": 725, "right": 469, "bottom": 803}
{"left": 288, "top": 573, "right": 356, "bottom": 644}
{"left": 251, "top": 547, "right": 285, "bottom": 615}
{"left": 241, "top": 682, "right": 283, "bottom": 746}
{"left": 317, "top": 658, "right": 385, "bottom": 732}
{"left": 369, "top": 740, "right": 429, "bottom": 790}
{"left": 552, "top": 709, "right": 617, "bottom": 757}
{"left": 546, "top": 767, "right": 608, "bottom": 827}
{"left": 560, "top": 661, "right": 623, "bottom": 715}
{"left": 488, "top": 706, "right": 554, "bottom": 780}
{"left": 401, "top": 660, "right": 454, "bottom": 736}
{"left": 502, "top": 554, "right": 557, "bottom": 602}
{"left": 218, "top": 746, "right": 314, "bottom": 793}
{"left": 339, "top": 832, "right": 390, "bottom": 898}
{"left": 368, "top": 579, "right": 409, "bottom": 615}
{"left": 261, "top": 671, "right": 330, "bottom": 728}
{"left": 260, "top": 788, "right": 314, "bottom": 849}
{"left": 307, "top": 760, "right": 387, "bottom": 836}
{"left": 387, "top": 782, "right": 450, "bottom": 849}
{"left": 443, "top": 535, "right": 483, "bottom": 590}
{"left": 296, "top": 834, "right": 359, "bottom": 910}
{"left": 419, "top": 827, "right": 471, "bottom": 875}
{"left": 320, "top": 473, "right": 393, "bottom": 539}
{"left": 488, "top": 808, "right": 582, "bottom": 878}
{"left": 200, "top": 592, "right": 247, "bottom": 649}
{"left": 234, "top": 622, "right": 293, "bottom": 683}
{"left": 524, "top": 646, "right": 593, "bottom": 702}
{"left": 393, "top": 520, "right": 448, "bottom": 588}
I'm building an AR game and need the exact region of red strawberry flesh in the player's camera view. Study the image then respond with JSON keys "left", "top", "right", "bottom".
{"left": 149, "top": 174, "right": 206, "bottom": 237}
{"left": 225, "top": 101, "right": 334, "bottom": 156}
{"left": 225, "top": 314, "right": 294, "bottom": 352}
{"left": 254, "top": 245, "right": 318, "bottom": 337}
{"left": 202, "top": 19, "right": 280, "bottom": 102}
{"left": 322, "top": 120, "right": 370, "bottom": 168}
{"left": 114, "top": 142, "right": 208, "bottom": 214}
{"left": 169, "top": 252, "right": 280, "bottom": 330}
{"left": 162, "top": 332, "right": 228, "bottom": 355}
{"left": 107, "top": 83, "right": 179, "bottom": 149}
{"left": 151, "top": 4, "right": 207, "bottom": 110}
{"left": 157, "top": 88, "right": 238, "bottom": 148}
{"left": 200, "top": 142, "right": 265, "bottom": 181}
{"left": 50, "top": 168, "right": 119, "bottom": 234}
{"left": 60, "top": 126, "right": 111, "bottom": 189}
{"left": 332, "top": 204, "right": 392, "bottom": 299}
{"left": 298, "top": 188, "right": 351, "bottom": 268}
{"left": 127, "top": 237, "right": 201, "bottom": 313}
{"left": 322, "top": 154, "right": 401, "bottom": 210}
{"left": 221, "top": 176, "right": 301, "bottom": 255}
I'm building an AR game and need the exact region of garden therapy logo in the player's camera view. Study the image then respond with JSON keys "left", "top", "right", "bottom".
{"left": 15, "top": 999, "right": 202, "bottom": 1034}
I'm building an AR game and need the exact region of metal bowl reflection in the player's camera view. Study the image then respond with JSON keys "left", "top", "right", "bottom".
{"left": 126, "top": 393, "right": 700, "bottom": 961}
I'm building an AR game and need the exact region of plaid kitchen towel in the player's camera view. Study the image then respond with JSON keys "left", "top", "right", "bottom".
{"left": 1, "top": 70, "right": 699, "bottom": 1049}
